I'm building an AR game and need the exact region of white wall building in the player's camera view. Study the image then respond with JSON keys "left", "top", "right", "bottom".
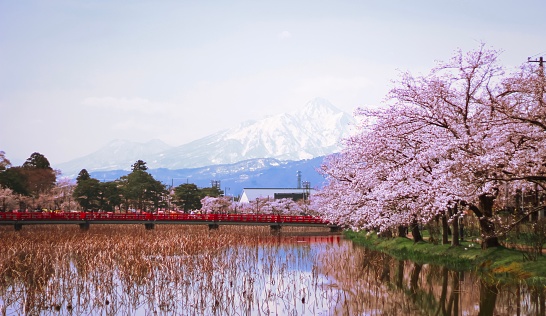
{"left": 239, "top": 188, "right": 315, "bottom": 204}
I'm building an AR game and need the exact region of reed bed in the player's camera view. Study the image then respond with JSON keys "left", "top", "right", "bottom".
{"left": 0, "top": 225, "right": 345, "bottom": 315}
{"left": 2, "top": 225, "right": 541, "bottom": 315}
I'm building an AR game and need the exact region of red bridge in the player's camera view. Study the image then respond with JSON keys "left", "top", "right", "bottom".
{"left": 0, "top": 212, "right": 341, "bottom": 232}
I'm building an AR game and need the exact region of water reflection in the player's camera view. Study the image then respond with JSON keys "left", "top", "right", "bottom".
{"left": 0, "top": 225, "right": 544, "bottom": 315}
{"left": 322, "top": 242, "right": 546, "bottom": 316}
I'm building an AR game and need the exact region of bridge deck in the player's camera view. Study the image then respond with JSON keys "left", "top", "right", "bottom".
{"left": 0, "top": 212, "right": 336, "bottom": 228}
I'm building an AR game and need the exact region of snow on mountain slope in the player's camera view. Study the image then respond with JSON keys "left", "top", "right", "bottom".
{"left": 56, "top": 98, "right": 355, "bottom": 176}
{"left": 153, "top": 97, "right": 355, "bottom": 169}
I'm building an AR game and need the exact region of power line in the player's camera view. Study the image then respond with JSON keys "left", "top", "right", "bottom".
{"left": 528, "top": 56, "right": 544, "bottom": 67}
{"left": 529, "top": 50, "right": 546, "bottom": 59}
{"left": 528, "top": 56, "right": 544, "bottom": 72}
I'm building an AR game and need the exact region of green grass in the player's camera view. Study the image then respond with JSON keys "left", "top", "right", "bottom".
{"left": 344, "top": 230, "right": 546, "bottom": 285}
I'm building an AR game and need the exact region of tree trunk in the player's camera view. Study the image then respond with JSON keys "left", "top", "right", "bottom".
{"left": 396, "top": 260, "right": 404, "bottom": 289}
{"left": 442, "top": 213, "right": 450, "bottom": 245}
{"left": 398, "top": 225, "right": 407, "bottom": 238}
{"left": 459, "top": 217, "right": 465, "bottom": 241}
{"left": 409, "top": 263, "right": 422, "bottom": 293}
{"left": 380, "top": 263, "right": 390, "bottom": 282}
{"left": 428, "top": 215, "right": 440, "bottom": 245}
{"left": 451, "top": 204, "right": 460, "bottom": 247}
{"left": 478, "top": 281, "right": 498, "bottom": 316}
{"left": 468, "top": 193, "right": 500, "bottom": 249}
{"left": 428, "top": 224, "right": 436, "bottom": 244}
{"left": 410, "top": 218, "right": 423, "bottom": 243}
{"left": 437, "top": 267, "right": 449, "bottom": 315}
{"left": 449, "top": 271, "right": 461, "bottom": 316}
{"left": 451, "top": 216, "right": 460, "bottom": 246}
{"left": 379, "top": 229, "right": 393, "bottom": 238}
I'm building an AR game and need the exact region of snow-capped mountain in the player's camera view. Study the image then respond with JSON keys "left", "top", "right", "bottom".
{"left": 57, "top": 98, "right": 355, "bottom": 177}
{"left": 154, "top": 97, "right": 354, "bottom": 169}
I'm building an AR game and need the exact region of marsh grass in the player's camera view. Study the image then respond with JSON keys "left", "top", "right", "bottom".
{"left": 0, "top": 224, "right": 346, "bottom": 315}
{"left": 2, "top": 225, "right": 546, "bottom": 315}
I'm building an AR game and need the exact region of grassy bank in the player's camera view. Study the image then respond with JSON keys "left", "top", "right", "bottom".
{"left": 344, "top": 230, "right": 546, "bottom": 285}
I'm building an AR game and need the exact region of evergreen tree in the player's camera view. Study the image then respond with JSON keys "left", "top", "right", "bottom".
{"left": 200, "top": 186, "right": 224, "bottom": 199}
{"left": 131, "top": 160, "right": 148, "bottom": 171}
{"left": 20, "top": 152, "right": 56, "bottom": 197}
{"left": 98, "top": 181, "right": 122, "bottom": 212}
{"left": 173, "top": 183, "right": 202, "bottom": 212}
{"left": 76, "top": 169, "right": 91, "bottom": 182}
{"left": 23, "top": 152, "right": 52, "bottom": 169}
{"left": 73, "top": 170, "right": 101, "bottom": 212}
{"left": 120, "top": 163, "right": 165, "bottom": 212}
{"left": 0, "top": 167, "right": 28, "bottom": 196}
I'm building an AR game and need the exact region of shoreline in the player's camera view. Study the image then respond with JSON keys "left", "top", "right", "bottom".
{"left": 344, "top": 230, "right": 546, "bottom": 286}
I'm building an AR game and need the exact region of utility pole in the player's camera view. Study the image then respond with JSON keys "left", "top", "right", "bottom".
{"left": 528, "top": 56, "right": 544, "bottom": 76}
{"left": 528, "top": 55, "right": 545, "bottom": 102}
{"left": 528, "top": 55, "right": 545, "bottom": 219}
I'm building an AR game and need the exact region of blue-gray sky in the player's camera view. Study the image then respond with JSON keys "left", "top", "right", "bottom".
{"left": 1, "top": 0, "right": 544, "bottom": 166}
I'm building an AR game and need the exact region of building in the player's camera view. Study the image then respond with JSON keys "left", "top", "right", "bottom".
{"left": 239, "top": 187, "right": 315, "bottom": 204}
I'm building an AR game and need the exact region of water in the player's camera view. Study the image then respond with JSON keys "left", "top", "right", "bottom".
{"left": 0, "top": 225, "right": 544, "bottom": 315}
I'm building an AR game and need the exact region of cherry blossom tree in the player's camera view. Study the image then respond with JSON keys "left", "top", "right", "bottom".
{"left": 235, "top": 201, "right": 256, "bottom": 214}
{"left": 385, "top": 46, "right": 509, "bottom": 247}
{"left": 259, "top": 198, "right": 303, "bottom": 215}
{"left": 0, "top": 151, "right": 11, "bottom": 171}
{"left": 200, "top": 196, "right": 233, "bottom": 214}
{"left": 494, "top": 62, "right": 546, "bottom": 189}
{"left": 0, "top": 188, "right": 18, "bottom": 212}
{"left": 52, "top": 178, "right": 76, "bottom": 211}
{"left": 316, "top": 45, "right": 546, "bottom": 249}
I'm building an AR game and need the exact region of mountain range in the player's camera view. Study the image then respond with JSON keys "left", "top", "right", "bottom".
{"left": 57, "top": 97, "right": 356, "bottom": 180}
{"left": 88, "top": 156, "right": 328, "bottom": 197}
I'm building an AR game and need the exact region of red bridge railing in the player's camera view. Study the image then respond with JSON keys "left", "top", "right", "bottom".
{"left": 0, "top": 212, "right": 330, "bottom": 225}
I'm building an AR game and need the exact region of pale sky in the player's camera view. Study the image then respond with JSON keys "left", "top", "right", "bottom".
{"left": 1, "top": 0, "right": 544, "bottom": 166}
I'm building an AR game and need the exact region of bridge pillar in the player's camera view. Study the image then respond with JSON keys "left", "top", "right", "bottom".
{"left": 14, "top": 223, "right": 23, "bottom": 231}
{"left": 329, "top": 225, "right": 343, "bottom": 233}
{"left": 270, "top": 224, "right": 282, "bottom": 233}
{"left": 79, "top": 222, "right": 90, "bottom": 230}
{"left": 208, "top": 224, "right": 219, "bottom": 230}
{"left": 145, "top": 223, "right": 155, "bottom": 230}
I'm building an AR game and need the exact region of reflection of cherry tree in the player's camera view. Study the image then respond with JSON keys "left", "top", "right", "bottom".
{"left": 315, "top": 45, "right": 546, "bottom": 248}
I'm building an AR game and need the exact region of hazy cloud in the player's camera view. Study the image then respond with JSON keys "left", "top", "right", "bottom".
{"left": 82, "top": 97, "right": 175, "bottom": 114}
{"left": 295, "top": 76, "right": 372, "bottom": 96}
{"left": 1, "top": 1, "right": 543, "bottom": 165}
{"left": 277, "top": 31, "right": 292, "bottom": 40}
